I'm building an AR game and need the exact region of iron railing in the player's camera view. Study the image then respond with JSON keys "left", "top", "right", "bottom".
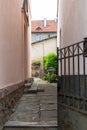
{"left": 57, "top": 38, "right": 87, "bottom": 114}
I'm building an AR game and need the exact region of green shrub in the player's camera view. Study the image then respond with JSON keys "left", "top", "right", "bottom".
{"left": 32, "top": 61, "right": 41, "bottom": 66}
{"left": 50, "top": 73, "right": 56, "bottom": 82}
{"left": 43, "top": 72, "right": 56, "bottom": 83}
{"left": 44, "top": 53, "right": 57, "bottom": 70}
{"left": 42, "top": 74, "right": 48, "bottom": 80}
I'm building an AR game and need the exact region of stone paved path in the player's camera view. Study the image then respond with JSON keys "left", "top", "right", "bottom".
{"left": 5, "top": 79, "right": 57, "bottom": 126}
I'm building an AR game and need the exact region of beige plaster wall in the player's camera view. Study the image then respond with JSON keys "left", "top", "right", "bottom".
{"left": 31, "top": 37, "right": 57, "bottom": 76}
{"left": 31, "top": 37, "right": 57, "bottom": 61}
{"left": 0, "top": 0, "right": 29, "bottom": 89}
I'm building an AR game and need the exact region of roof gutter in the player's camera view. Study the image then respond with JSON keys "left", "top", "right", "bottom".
{"left": 32, "top": 35, "right": 57, "bottom": 44}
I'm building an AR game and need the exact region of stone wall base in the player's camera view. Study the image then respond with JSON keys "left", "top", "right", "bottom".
{"left": 0, "top": 82, "right": 24, "bottom": 130}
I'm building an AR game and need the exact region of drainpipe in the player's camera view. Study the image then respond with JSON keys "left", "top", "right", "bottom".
{"left": 57, "top": 0, "right": 59, "bottom": 47}
{"left": 56, "top": 0, "right": 59, "bottom": 128}
{"left": 56, "top": 0, "right": 59, "bottom": 78}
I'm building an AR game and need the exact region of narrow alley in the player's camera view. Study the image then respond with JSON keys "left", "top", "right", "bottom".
{"left": 4, "top": 78, "right": 57, "bottom": 130}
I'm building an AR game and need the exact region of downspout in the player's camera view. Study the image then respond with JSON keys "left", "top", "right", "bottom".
{"left": 56, "top": 1, "right": 60, "bottom": 129}
{"left": 22, "top": 0, "right": 31, "bottom": 80}
{"left": 56, "top": 0, "right": 59, "bottom": 81}
{"left": 57, "top": 0, "right": 59, "bottom": 48}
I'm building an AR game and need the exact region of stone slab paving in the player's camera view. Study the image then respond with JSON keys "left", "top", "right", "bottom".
{"left": 4, "top": 79, "right": 57, "bottom": 129}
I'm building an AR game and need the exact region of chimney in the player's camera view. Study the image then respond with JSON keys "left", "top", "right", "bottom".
{"left": 44, "top": 18, "right": 47, "bottom": 27}
{"left": 54, "top": 18, "right": 57, "bottom": 22}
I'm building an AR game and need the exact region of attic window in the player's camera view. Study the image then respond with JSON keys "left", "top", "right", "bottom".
{"left": 36, "top": 27, "right": 42, "bottom": 31}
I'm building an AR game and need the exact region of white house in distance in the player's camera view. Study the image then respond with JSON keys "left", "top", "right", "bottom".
{"left": 31, "top": 19, "right": 57, "bottom": 43}
{"left": 31, "top": 19, "right": 57, "bottom": 76}
{"left": 58, "top": 0, "right": 87, "bottom": 130}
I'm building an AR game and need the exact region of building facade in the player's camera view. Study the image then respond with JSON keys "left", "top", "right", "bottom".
{"left": 31, "top": 19, "right": 57, "bottom": 77}
{"left": 58, "top": 0, "right": 87, "bottom": 130}
{"left": 0, "top": 0, "right": 31, "bottom": 129}
{"left": 32, "top": 36, "right": 57, "bottom": 76}
{"left": 31, "top": 19, "right": 57, "bottom": 43}
{"left": 0, "top": 0, "right": 31, "bottom": 89}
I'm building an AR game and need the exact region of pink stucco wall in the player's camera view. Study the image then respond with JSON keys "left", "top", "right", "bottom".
{"left": 0, "top": 0, "right": 31, "bottom": 89}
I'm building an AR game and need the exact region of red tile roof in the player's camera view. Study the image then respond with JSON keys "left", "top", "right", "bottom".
{"left": 31, "top": 20, "right": 57, "bottom": 33}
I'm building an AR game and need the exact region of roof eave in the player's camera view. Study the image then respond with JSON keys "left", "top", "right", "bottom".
{"left": 31, "top": 31, "right": 57, "bottom": 33}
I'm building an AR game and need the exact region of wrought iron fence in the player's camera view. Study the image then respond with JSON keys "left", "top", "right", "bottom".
{"left": 57, "top": 38, "right": 87, "bottom": 114}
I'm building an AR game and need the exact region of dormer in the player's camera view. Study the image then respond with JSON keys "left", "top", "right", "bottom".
{"left": 35, "top": 27, "right": 42, "bottom": 31}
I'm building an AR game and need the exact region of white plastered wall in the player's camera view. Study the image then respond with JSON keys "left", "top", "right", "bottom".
{"left": 58, "top": 0, "right": 87, "bottom": 75}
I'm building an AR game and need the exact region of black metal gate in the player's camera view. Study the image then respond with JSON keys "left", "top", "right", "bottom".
{"left": 57, "top": 38, "right": 87, "bottom": 114}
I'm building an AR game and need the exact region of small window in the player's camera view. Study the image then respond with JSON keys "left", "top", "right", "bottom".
{"left": 36, "top": 34, "right": 42, "bottom": 41}
{"left": 48, "top": 34, "right": 51, "bottom": 38}
{"left": 48, "top": 33, "right": 54, "bottom": 38}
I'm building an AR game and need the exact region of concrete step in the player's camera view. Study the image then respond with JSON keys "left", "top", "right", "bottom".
{"left": 24, "top": 88, "right": 37, "bottom": 94}
{"left": 25, "top": 78, "right": 34, "bottom": 84}
{"left": 24, "top": 84, "right": 38, "bottom": 94}
{"left": 4, "top": 121, "right": 58, "bottom": 130}
{"left": 25, "top": 83, "right": 32, "bottom": 88}
{"left": 37, "top": 87, "right": 44, "bottom": 92}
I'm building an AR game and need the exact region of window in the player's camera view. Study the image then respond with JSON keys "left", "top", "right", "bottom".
{"left": 36, "top": 34, "right": 42, "bottom": 41}
{"left": 48, "top": 33, "right": 55, "bottom": 38}
{"left": 48, "top": 34, "right": 51, "bottom": 38}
